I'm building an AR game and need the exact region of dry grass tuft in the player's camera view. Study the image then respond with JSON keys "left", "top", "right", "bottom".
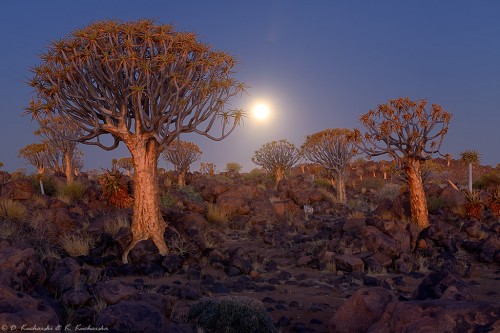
{"left": 347, "top": 211, "right": 366, "bottom": 219}
{"left": 318, "top": 188, "right": 338, "bottom": 205}
{"left": 206, "top": 203, "right": 233, "bottom": 224}
{"left": 60, "top": 232, "right": 95, "bottom": 257}
{"left": 104, "top": 215, "right": 130, "bottom": 237}
{"left": 0, "top": 198, "right": 28, "bottom": 221}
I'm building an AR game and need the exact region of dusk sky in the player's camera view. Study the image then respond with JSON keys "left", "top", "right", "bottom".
{"left": 1, "top": 1, "right": 499, "bottom": 173}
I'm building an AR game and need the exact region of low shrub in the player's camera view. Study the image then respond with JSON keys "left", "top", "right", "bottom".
{"left": 58, "top": 181, "right": 86, "bottom": 202}
{"left": 104, "top": 214, "right": 130, "bottom": 237}
{"left": 188, "top": 296, "right": 275, "bottom": 333}
{"left": 32, "top": 174, "right": 58, "bottom": 196}
{"left": 377, "top": 183, "right": 401, "bottom": 201}
{"left": 358, "top": 178, "right": 385, "bottom": 192}
{"left": 180, "top": 185, "right": 203, "bottom": 203}
{"left": 160, "top": 192, "right": 178, "bottom": 208}
{"left": 426, "top": 196, "right": 447, "bottom": 214}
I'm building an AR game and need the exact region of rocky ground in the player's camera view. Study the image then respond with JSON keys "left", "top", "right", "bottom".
{"left": 0, "top": 169, "right": 499, "bottom": 332}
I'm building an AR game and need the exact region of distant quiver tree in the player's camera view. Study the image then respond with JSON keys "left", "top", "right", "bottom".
{"left": 252, "top": 140, "right": 301, "bottom": 183}
{"left": 301, "top": 128, "right": 358, "bottom": 203}
{"left": 357, "top": 97, "right": 451, "bottom": 229}
{"left": 460, "top": 150, "right": 480, "bottom": 192}
{"left": 162, "top": 140, "right": 202, "bottom": 187}
{"left": 27, "top": 19, "right": 246, "bottom": 263}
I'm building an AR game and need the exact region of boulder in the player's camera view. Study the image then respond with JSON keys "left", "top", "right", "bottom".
{"left": 361, "top": 226, "right": 401, "bottom": 258}
{"left": 0, "top": 243, "right": 46, "bottom": 291}
{"left": 1, "top": 179, "right": 33, "bottom": 200}
{"left": 334, "top": 254, "right": 364, "bottom": 272}
{"left": 0, "top": 284, "right": 59, "bottom": 328}
{"left": 328, "top": 287, "right": 398, "bottom": 333}
{"left": 368, "top": 300, "right": 500, "bottom": 333}
{"left": 479, "top": 234, "right": 500, "bottom": 263}
{"left": 47, "top": 257, "right": 82, "bottom": 294}
{"left": 96, "top": 300, "right": 167, "bottom": 333}
{"left": 439, "top": 185, "right": 466, "bottom": 207}
{"left": 96, "top": 280, "right": 139, "bottom": 305}
{"left": 413, "top": 270, "right": 473, "bottom": 301}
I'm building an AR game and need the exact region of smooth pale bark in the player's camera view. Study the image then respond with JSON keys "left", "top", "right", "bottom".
{"left": 64, "top": 152, "right": 74, "bottom": 183}
{"left": 405, "top": 158, "right": 429, "bottom": 229}
{"left": 122, "top": 138, "right": 168, "bottom": 264}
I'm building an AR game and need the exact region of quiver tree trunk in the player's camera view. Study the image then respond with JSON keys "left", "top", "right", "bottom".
{"left": 122, "top": 138, "right": 169, "bottom": 264}
{"left": 336, "top": 172, "right": 347, "bottom": 203}
{"left": 178, "top": 170, "right": 186, "bottom": 188}
{"left": 64, "top": 151, "right": 74, "bottom": 183}
{"left": 468, "top": 163, "right": 473, "bottom": 192}
{"left": 275, "top": 166, "right": 285, "bottom": 183}
{"left": 405, "top": 158, "right": 429, "bottom": 229}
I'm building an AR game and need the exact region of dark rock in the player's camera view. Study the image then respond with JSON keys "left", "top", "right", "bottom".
{"left": 439, "top": 185, "right": 466, "bottom": 207}
{"left": 363, "top": 276, "right": 381, "bottom": 286}
{"left": 364, "top": 256, "right": 383, "bottom": 274}
{"left": 47, "top": 257, "right": 81, "bottom": 294}
{"left": 96, "top": 280, "right": 138, "bottom": 305}
{"left": 334, "top": 254, "right": 364, "bottom": 272}
{"left": 229, "top": 256, "right": 253, "bottom": 275}
{"left": 129, "top": 239, "right": 161, "bottom": 265}
{"left": 96, "top": 300, "right": 166, "bottom": 333}
{"left": 362, "top": 226, "right": 402, "bottom": 258}
{"left": 1, "top": 179, "right": 33, "bottom": 200}
{"left": 369, "top": 299, "right": 500, "bottom": 333}
{"left": 0, "top": 284, "right": 59, "bottom": 328}
{"left": 72, "top": 306, "right": 96, "bottom": 327}
{"left": 413, "top": 270, "right": 473, "bottom": 301}
{"left": 0, "top": 244, "right": 46, "bottom": 292}
{"left": 61, "top": 288, "right": 92, "bottom": 307}
{"left": 162, "top": 254, "right": 183, "bottom": 274}
{"left": 328, "top": 287, "right": 398, "bottom": 333}
{"left": 479, "top": 234, "right": 500, "bottom": 263}
{"left": 462, "top": 219, "right": 484, "bottom": 238}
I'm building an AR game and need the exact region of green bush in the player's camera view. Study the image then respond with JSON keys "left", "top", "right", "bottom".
{"left": 226, "top": 162, "right": 242, "bottom": 173}
{"left": 180, "top": 185, "right": 203, "bottom": 203}
{"left": 188, "top": 296, "right": 275, "bottom": 333}
{"left": 32, "top": 174, "right": 58, "bottom": 196}
{"left": 474, "top": 171, "right": 500, "bottom": 190}
{"left": 377, "top": 183, "right": 401, "bottom": 201}
{"left": 358, "top": 178, "right": 385, "bottom": 191}
{"left": 58, "top": 181, "right": 86, "bottom": 202}
{"left": 426, "top": 196, "right": 447, "bottom": 214}
{"left": 160, "top": 192, "right": 178, "bottom": 208}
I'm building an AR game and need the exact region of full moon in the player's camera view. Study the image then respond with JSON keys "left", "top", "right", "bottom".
{"left": 253, "top": 103, "right": 271, "bottom": 120}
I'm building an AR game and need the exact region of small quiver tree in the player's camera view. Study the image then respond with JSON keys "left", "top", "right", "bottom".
{"left": 301, "top": 128, "right": 358, "bottom": 203}
{"left": 117, "top": 157, "right": 134, "bottom": 176}
{"left": 357, "top": 97, "right": 451, "bottom": 229}
{"left": 162, "top": 140, "right": 202, "bottom": 187}
{"left": 460, "top": 150, "right": 480, "bottom": 193}
{"left": 27, "top": 19, "right": 246, "bottom": 263}
{"left": 251, "top": 139, "right": 301, "bottom": 183}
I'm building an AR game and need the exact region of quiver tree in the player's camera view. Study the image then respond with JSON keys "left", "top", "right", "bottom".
{"left": 302, "top": 128, "right": 358, "bottom": 203}
{"left": 162, "top": 140, "right": 202, "bottom": 187}
{"left": 252, "top": 139, "right": 301, "bottom": 183}
{"left": 117, "top": 157, "right": 134, "bottom": 176}
{"left": 35, "top": 117, "right": 82, "bottom": 182}
{"left": 357, "top": 97, "right": 451, "bottom": 229}
{"left": 27, "top": 19, "right": 246, "bottom": 263}
{"left": 460, "top": 150, "right": 480, "bottom": 192}
{"left": 200, "top": 162, "right": 216, "bottom": 175}
{"left": 18, "top": 143, "right": 57, "bottom": 174}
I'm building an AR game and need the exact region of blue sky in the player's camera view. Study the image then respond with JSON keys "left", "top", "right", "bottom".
{"left": 1, "top": 0, "right": 499, "bottom": 172}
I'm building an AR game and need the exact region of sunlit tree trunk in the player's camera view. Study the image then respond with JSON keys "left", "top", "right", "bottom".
{"left": 383, "top": 172, "right": 387, "bottom": 180}
{"left": 64, "top": 151, "right": 74, "bottom": 183}
{"left": 275, "top": 166, "right": 285, "bottom": 183}
{"left": 178, "top": 170, "right": 186, "bottom": 188}
{"left": 122, "top": 138, "right": 168, "bottom": 264}
{"left": 336, "top": 173, "right": 347, "bottom": 203}
{"left": 405, "top": 158, "right": 429, "bottom": 229}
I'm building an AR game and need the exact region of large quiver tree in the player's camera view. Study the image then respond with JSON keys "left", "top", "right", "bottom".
{"left": 357, "top": 97, "right": 451, "bottom": 229}
{"left": 302, "top": 128, "right": 358, "bottom": 203}
{"left": 28, "top": 19, "right": 246, "bottom": 263}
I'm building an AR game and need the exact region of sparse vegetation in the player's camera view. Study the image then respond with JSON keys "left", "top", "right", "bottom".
{"left": 59, "top": 232, "right": 95, "bottom": 257}
{"left": 188, "top": 296, "right": 275, "bottom": 333}
{"left": 226, "top": 162, "right": 242, "bottom": 173}
{"left": 426, "top": 196, "right": 447, "bottom": 214}
{"left": 160, "top": 192, "right": 179, "bottom": 209}
{"left": 57, "top": 181, "right": 86, "bottom": 203}
{"left": 0, "top": 198, "right": 28, "bottom": 221}
{"left": 206, "top": 203, "right": 232, "bottom": 224}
